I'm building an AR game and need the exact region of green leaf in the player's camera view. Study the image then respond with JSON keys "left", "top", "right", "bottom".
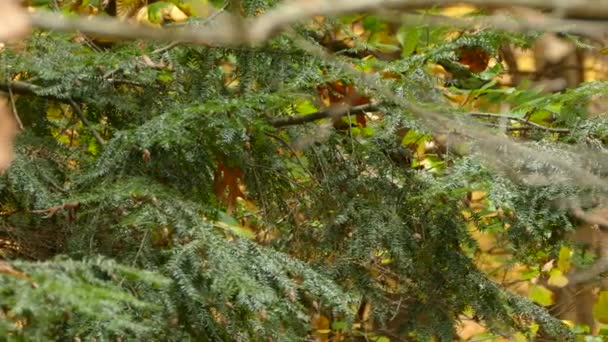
{"left": 529, "top": 284, "right": 554, "bottom": 306}
{"left": 520, "top": 269, "right": 539, "bottom": 280}
{"left": 331, "top": 321, "right": 348, "bottom": 331}
{"left": 593, "top": 291, "right": 608, "bottom": 323}
{"left": 374, "top": 337, "right": 390, "bottom": 342}
{"left": 214, "top": 211, "right": 255, "bottom": 239}
{"left": 557, "top": 246, "right": 572, "bottom": 273}
{"left": 295, "top": 100, "right": 318, "bottom": 115}
{"left": 158, "top": 70, "right": 173, "bottom": 83}
{"left": 148, "top": 2, "right": 173, "bottom": 23}
{"left": 397, "top": 26, "right": 421, "bottom": 57}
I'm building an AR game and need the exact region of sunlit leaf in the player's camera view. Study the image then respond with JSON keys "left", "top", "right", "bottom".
{"left": 547, "top": 269, "right": 568, "bottom": 288}
{"left": 214, "top": 211, "right": 255, "bottom": 239}
{"left": 529, "top": 285, "right": 554, "bottom": 306}
{"left": 593, "top": 291, "right": 608, "bottom": 324}
{"left": 331, "top": 321, "right": 348, "bottom": 331}
{"left": 557, "top": 246, "right": 572, "bottom": 273}
{"left": 374, "top": 337, "right": 390, "bottom": 342}
{"left": 295, "top": 100, "right": 318, "bottom": 115}
{"left": 513, "top": 332, "right": 527, "bottom": 342}
{"left": 397, "top": 26, "right": 421, "bottom": 57}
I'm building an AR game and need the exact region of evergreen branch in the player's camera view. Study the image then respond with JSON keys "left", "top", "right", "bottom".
{"left": 270, "top": 104, "right": 570, "bottom": 134}
{"left": 264, "top": 132, "right": 321, "bottom": 186}
{"left": 1, "top": 79, "right": 571, "bottom": 135}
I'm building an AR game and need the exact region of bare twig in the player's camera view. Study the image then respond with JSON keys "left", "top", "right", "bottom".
{"left": 271, "top": 103, "right": 377, "bottom": 127}
{"left": 68, "top": 98, "right": 106, "bottom": 146}
{"left": 270, "top": 103, "right": 570, "bottom": 133}
{"left": 0, "top": 80, "right": 48, "bottom": 98}
{"left": 5, "top": 80, "right": 23, "bottom": 130}
{"left": 104, "top": 4, "right": 230, "bottom": 79}
{"left": 469, "top": 112, "right": 570, "bottom": 133}
{"left": 264, "top": 131, "right": 321, "bottom": 186}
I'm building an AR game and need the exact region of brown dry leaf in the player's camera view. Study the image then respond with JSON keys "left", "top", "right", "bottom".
{"left": 142, "top": 148, "right": 151, "bottom": 163}
{"left": 0, "top": 260, "right": 28, "bottom": 279}
{"left": 0, "top": 0, "right": 30, "bottom": 41}
{"left": 311, "top": 312, "right": 330, "bottom": 342}
{"left": 0, "top": 98, "right": 18, "bottom": 173}
{"left": 213, "top": 160, "right": 246, "bottom": 214}
{"left": 458, "top": 46, "right": 490, "bottom": 73}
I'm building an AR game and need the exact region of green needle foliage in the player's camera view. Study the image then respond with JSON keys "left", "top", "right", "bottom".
{"left": 2, "top": 1, "right": 608, "bottom": 340}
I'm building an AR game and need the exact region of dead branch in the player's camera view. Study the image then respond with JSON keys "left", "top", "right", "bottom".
{"left": 24, "top": 0, "right": 608, "bottom": 49}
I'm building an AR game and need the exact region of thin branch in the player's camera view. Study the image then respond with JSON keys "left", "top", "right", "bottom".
{"left": 150, "top": 41, "right": 182, "bottom": 55}
{"left": 108, "top": 4, "right": 230, "bottom": 78}
{"left": 378, "top": 12, "right": 608, "bottom": 40}
{"left": 270, "top": 103, "right": 377, "bottom": 127}
{"left": 264, "top": 131, "right": 321, "bottom": 186}
{"left": 68, "top": 98, "right": 106, "bottom": 146}
{"left": 270, "top": 104, "right": 570, "bottom": 133}
{"left": 469, "top": 112, "right": 570, "bottom": 133}
{"left": 5, "top": 80, "right": 24, "bottom": 130}
{"left": 25, "top": 0, "right": 608, "bottom": 49}
{"left": 0, "top": 80, "right": 50, "bottom": 98}
{"left": 29, "top": 11, "right": 235, "bottom": 46}
{"left": 0, "top": 81, "right": 107, "bottom": 144}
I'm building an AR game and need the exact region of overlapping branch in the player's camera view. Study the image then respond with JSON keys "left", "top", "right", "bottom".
{"left": 24, "top": 0, "right": 608, "bottom": 48}
{"left": 0, "top": 81, "right": 105, "bottom": 146}
{"left": 1, "top": 79, "right": 569, "bottom": 133}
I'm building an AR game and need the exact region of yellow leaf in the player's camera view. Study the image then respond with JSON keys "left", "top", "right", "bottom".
{"left": 135, "top": 6, "right": 152, "bottom": 26}
{"left": 593, "top": 291, "right": 608, "bottom": 323}
{"left": 513, "top": 332, "right": 527, "bottom": 342}
{"left": 561, "top": 319, "right": 575, "bottom": 327}
{"left": 168, "top": 5, "right": 188, "bottom": 22}
{"left": 116, "top": 0, "right": 145, "bottom": 19}
{"left": 529, "top": 323, "right": 540, "bottom": 336}
{"left": 557, "top": 246, "right": 572, "bottom": 273}
{"left": 547, "top": 269, "right": 569, "bottom": 288}
{"left": 529, "top": 284, "right": 554, "bottom": 306}
{"left": 469, "top": 191, "right": 485, "bottom": 202}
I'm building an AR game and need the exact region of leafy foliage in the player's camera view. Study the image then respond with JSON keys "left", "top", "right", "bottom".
{"left": 3, "top": 1, "right": 608, "bottom": 340}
